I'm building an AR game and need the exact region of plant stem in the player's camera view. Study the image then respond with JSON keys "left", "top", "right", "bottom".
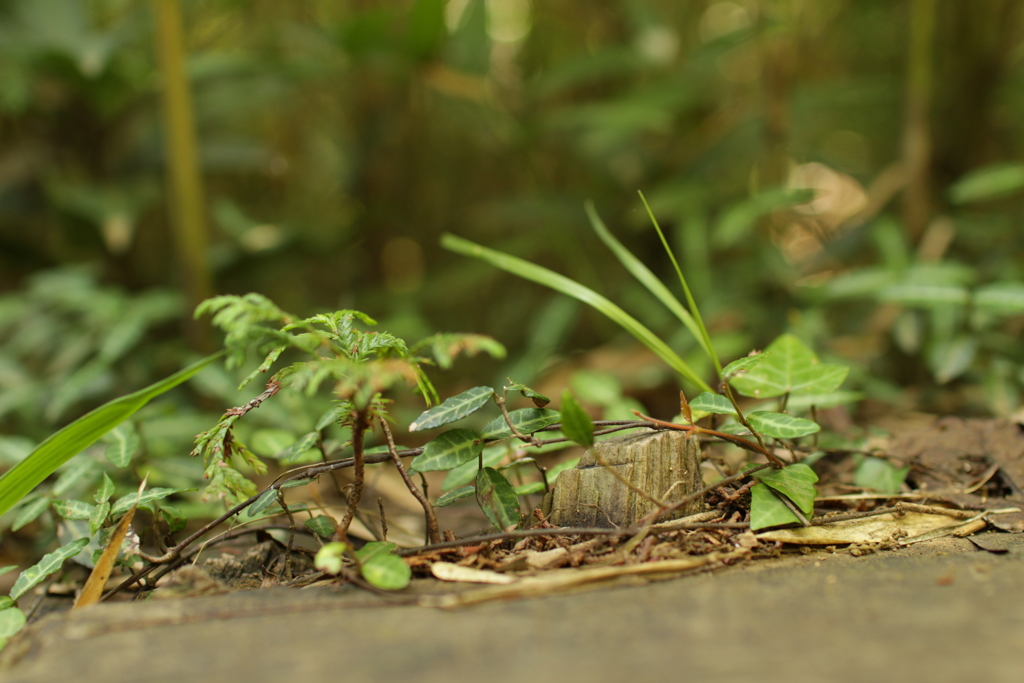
{"left": 380, "top": 417, "right": 440, "bottom": 544}
{"left": 335, "top": 406, "right": 370, "bottom": 541}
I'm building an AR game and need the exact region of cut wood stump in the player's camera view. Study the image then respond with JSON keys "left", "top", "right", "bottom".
{"left": 543, "top": 429, "right": 703, "bottom": 528}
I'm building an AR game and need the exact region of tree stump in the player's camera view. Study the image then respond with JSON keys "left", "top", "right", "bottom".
{"left": 543, "top": 429, "right": 703, "bottom": 528}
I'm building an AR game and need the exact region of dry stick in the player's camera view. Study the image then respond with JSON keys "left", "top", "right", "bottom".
{"left": 636, "top": 462, "right": 775, "bottom": 527}
{"left": 380, "top": 417, "right": 440, "bottom": 544}
{"left": 493, "top": 393, "right": 542, "bottom": 447}
{"left": 633, "top": 411, "right": 787, "bottom": 468}
{"left": 277, "top": 489, "right": 297, "bottom": 580}
{"left": 335, "top": 406, "right": 370, "bottom": 542}
{"left": 377, "top": 498, "right": 389, "bottom": 542}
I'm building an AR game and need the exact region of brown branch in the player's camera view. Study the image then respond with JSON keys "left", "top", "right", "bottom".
{"left": 335, "top": 407, "right": 370, "bottom": 541}
{"left": 379, "top": 417, "right": 441, "bottom": 544}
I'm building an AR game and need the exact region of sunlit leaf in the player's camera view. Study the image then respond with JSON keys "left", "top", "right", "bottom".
{"left": 356, "top": 541, "right": 411, "bottom": 590}
{"left": 475, "top": 467, "right": 521, "bottom": 530}
{"left": 722, "top": 353, "right": 766, "bottom": 379}
{"left": 730, "top": 335, "right": 848, "bottom": 398}
{"left": 746, "top": 412, "right": 821, "bottom": 439}
{"left": 410, "top": 429, "right": 482, "bottom": 472}
{"left": 0, "top": 607, "right": 26, "bottom": 638}
{"left": 688, "top": 392, "right": 736, "bottom": 416}
{"left": 559, "top": 391, "right": 594, "bottom": 447}
{"left": 314, "top": 542, "right": 349, "bottom": 575}
{"left": 481, "top": 409, "right": 560, "bottom": 440}
{"left": 408, "top": 386, "right": 494, "bottom": 431}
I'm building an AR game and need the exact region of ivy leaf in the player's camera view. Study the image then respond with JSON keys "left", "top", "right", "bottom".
{"left": 11, "top": 497, "right": 51, "bottom": 532}
{"left": 746, "top": 412, "right": 821, "bottom": 439}
{"left": 750, "top": 483, "right": 801, "bottom": 531}
{"left": 688, "top": 392, "right": 736, "bottom": 416}
{"left": 854, "top": 457, "right": 909, "bottom": 494}
{"left": 751, "top": 463, "right": 818, "bottom": 516}
{"left": 110, "top": 487, "right": 192, "bottom": 515}
{"left": 481, "top": 409, "right": 560, "bottom": 440}
{"left": 94, "top": 474, "right": 115, "bottom": 504}
{"left": 103, "top": 423, "right": 140, "bottom": 468}
{"left": 10, "top": 538, "right": 90, "bottom": 600}
{"left": 52, "top": 499, "right": 98, "bottom": 520}
{"left": 410, "top": 429, "right": 483, "bottom": 472}
{"left": 408, "top": 386, "right": 494, "bottom": 431}
{"left": 277, "top": 432, "right": 321, "bottom": 463}
{"left": 505, "top": 380, "right": 550, "bottom": 408}
{"left": 434, "top": 485, "right": 476, "bottom": 508}
{"left": 730, "top": 335, "right": 848, "bottom": 398}
{"left": 355, "top": 541, "right": 411, "bottom": 590}
{"left": 559, "top": 391, "right": 594, "bottom": 448}
{"left": 304, "top": 515, "right": 337, "bottom": 538}
{"left": 722, "top": 353, "right": 766, "bottom": 380}
{"left": 475, "top": 467, "right": 521, "bottom": 530}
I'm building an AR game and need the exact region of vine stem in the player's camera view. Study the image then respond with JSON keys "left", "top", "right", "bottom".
{"left": 379, "top": 417, "right": 441, "bottom": 544}
{"left": 632, "top": 411, "right": 786, "bottom": 468}
{"left": 335, "top": 406, "right": 370, "bottom": 542}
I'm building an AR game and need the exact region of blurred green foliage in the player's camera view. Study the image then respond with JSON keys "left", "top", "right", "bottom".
{"left": 1, "top": 0, "right": 1023, "bottom": 421}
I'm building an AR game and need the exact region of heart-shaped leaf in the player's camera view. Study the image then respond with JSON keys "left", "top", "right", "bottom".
{"left": 751, "top": 463, "right": 818, "bottom": 516}
{"left": 730, "top": 335, "right": 848, "bottom": 398}
{"left": 749, "top": 483, "right": 802, "bottom": 530}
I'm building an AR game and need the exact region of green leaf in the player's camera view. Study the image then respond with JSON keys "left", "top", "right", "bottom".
{"left": 103, "top": 423, "right": 139, "bottom": 468}
{"left": 315, "top": 405, "right": 347, "bottom": 431}
{"left": 10, "top": 538, "right": 90, "bottom": 600}
{"left": 929, "top": 336, "right": 977, "bottom": 385}
{"left": 277, "top": 432, "right": 321, "bottom": 463}
{"left": 559, "top": 391, "right": 594, "bottom": 447}
{"left": 688, "top": 392, "right": 736, "bottom": 416}
{"left": 722, "top": 354, "right": 766, "bottom": 380}
{"left": 441, "top": 445, "right": 509, "bottom": 490}
{"left": 585, "top": 201, "right": 711, "bottom": 358}
{"left": 94, "top": 474, "right": 115, "bottom": 504}
{"left": 505, "top": 380, "right": 550, "bottom": 408}
{"left": 481, "top": 409, "right": 560, "bottom": 440}
{"left": 949, "top": 162, "right": 1024, "bottom": 204}
{"left": 245, "top": 488, "right": 280, "bottom": 518}
{"left": 475, "top": 467, "right": 522, "bottom": 530}
{"left": 88, "top": 501, "right": 110, "bottom": 536}
{"left": 157, "top": 504, "right": 187, "bottom": 534}
{"left": 249, "top": 429, "right": 297, "bottom": 457}
{"left": 52, "top": 499, "right": 98, "bottom": 520}
{"left": 442, "top": 234, "right": 712, "bottom": 392}
{"left": 408, "top": 386, "right": 494, "bottom": 431}
{"left": 973, "top": 281, "right": 1024, "bottom": 315}
{"left": 356, "top": 541, "right": 411, "bottom": 590}
{"left": 784, "top": 391, "right": 865, "bottom": 412}
{"left": 304, "top": 515, "right": 337, "bottom": 538}
{"left": 749, "top": 483, "right": 801, "bottom": 531}
{"left": 880, "top": 284, "right": 969, "bottom": 307}
{"left": 746, "top": 412, "right": 821, "bottom": 439}
{"left": 0, "top": 353, "right": 222, "bottom": 519}
{"left": 0, "top": 607, "right": 26, "bottom": 638}
{"left": 409, "top": 429, "right": 483, "bottom": 472}
{"left": 854, "top": 457, "right": 909, "bottom": 494}
{"left": 314, "top": 542, "right": 349, "bottom": 575}
{"left": 110, "top": 487, "right": 192, "bottom": 515}
{"left": 11, "top": 497, "right": 51, "bottom": 531}
{"left": 751, "top": 463, "right": 818, "bottom": 516}
{"left": 434, "top": 485, "right": 476, "bottom": 507}
{"left": 730, "top": 335, "right": 848, "bottom": 399}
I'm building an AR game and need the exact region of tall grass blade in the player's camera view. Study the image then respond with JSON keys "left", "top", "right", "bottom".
{"left": 0, "top": 353, "right": 223, "bottom": 518}
{"left": 441, "top": 234, "right": 711, "bottom": 392}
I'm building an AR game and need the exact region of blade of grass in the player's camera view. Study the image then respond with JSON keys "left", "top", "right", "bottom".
{"left": 637, "top": 191, "right": 723, "bottom": 377}
{"left": 0, "top": 352, "right": 223, "bottom": 518}
{"left": 441, "top": 234, "right": 711, "bottom": 393}
{"left": 584, "top": 201, "right": 711, "bottom": 359}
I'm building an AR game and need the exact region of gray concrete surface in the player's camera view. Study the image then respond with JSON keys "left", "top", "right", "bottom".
{"left": 3, "top": 535, "right": 1023, "bottom": 683}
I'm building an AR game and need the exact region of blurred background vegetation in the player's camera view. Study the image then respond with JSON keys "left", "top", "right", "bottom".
{"left": 2, "top": 0, "right": 1024, "bottom": 462}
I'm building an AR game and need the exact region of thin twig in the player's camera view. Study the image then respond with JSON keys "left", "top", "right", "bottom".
{"left": 336, "top": 407, "right": 370, "bottom": 541}
{"left": 380, "top": 417, "right": 440, "bottom": 544}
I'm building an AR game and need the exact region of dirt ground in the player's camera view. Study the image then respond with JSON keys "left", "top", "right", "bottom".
{"left": 2, "top": 533, "right": 1022, "bottom": 683}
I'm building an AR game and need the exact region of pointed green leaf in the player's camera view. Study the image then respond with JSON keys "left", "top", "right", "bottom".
{"left": 0, "top": 353, "right": 222, "bottom": 519}
{"left": 408, "top": 386, "right": 494, "bottom": 431}
{"left": 88, "top": 501, "right": 110, "bottom": 536}
{"left": 481, "top": 409, "right": 560, "bottom": 440}
{"left": 688, "top": 392, "right": 736, "bottom": 416}
{"left": 10, "top": 538, "right": 90, "bottom": 600}
{"left": 747, "top": 412, "right": 821, "bottom": 439}
{"left": 277, "top": 431, "right": 321, "bottom": 463}
{"left": 110, "top": 487, "right": 192, "bottom": 515}
{"left": 559, "top": 391, "right": 594, "bottom": 447}
{"left": 244, "top": 488, "right": 280, "bottom": 518}
{"left": 434, "top": 485, "right": 476, "bottom": 507}
{"left": 304, "top": 515, "right": 337, "bottom": 538}
{"left": 750, "top": 483, "right": 801, "bottom": 530}
{"left": 722, "top": 353, "right": 766, "bottom": 380}
{"left": 442, "top": 234, "right": 712, "bottom": 392}
{"left": 11, "top": 497, "right": 51, "bottom": 532}
{"left": 355, "top": 541, "right": 411, "bottom": 590}
{"left": 751, "top": 463, "right": 818, "bottom": 516}
{"left": 505, "top": 380, "right": 550, "bottom": 408}
{"left": 730, "top": 335, "right": 848, "bottom": 398}
{"left": 315, "top": 405, "right": 347, "bottom": 431}
{"left": 94, "top": 474, "right": 115, "bottom": 504}
{"left": 973, "top": 281, "right": 1024, "bottom": 315}
{"left": 103, "top": 423, "right": 139, "bottom": 468}
{"left": 410, "top": 429, "right": 483, "bottom": 472}
{"left": 52, "top": 459, "right": 100, "bottom": 498}
{"left": 854, "top": 457, "right": 909, "bottom": 494}
{"left": 52, "top": 499, "right": 98, "bottom": 520}
{"left": 475, "top": 467, "right": 522, "bottom": 530}
{"left": 441, "top": 445, "right": 509, "bottom": 490}
{"left": 949, "top": 162, "right": 1024, "bottom": 204}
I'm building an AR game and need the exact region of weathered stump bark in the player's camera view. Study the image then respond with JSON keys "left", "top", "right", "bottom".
{"left": 544, "top": 429, "right": 703, "bottom": 528}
